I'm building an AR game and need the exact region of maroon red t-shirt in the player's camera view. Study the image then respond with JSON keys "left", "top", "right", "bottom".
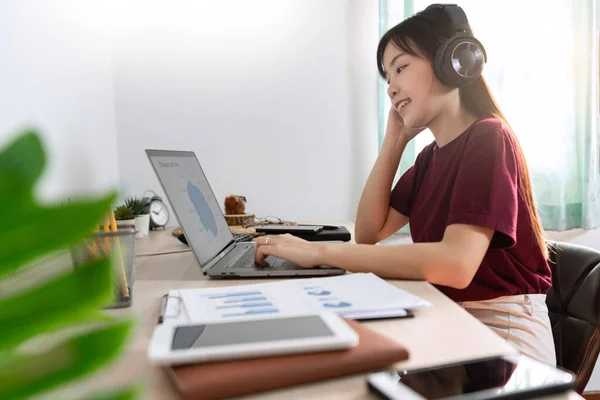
{"left": 390, "top": 117, "right": 552, "bottom": 302}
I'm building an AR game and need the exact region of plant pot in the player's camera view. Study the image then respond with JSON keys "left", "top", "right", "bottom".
{"left": 116, "top": 219, "right": 136, "bottom": 229}
{"left": 135, "top": 214, "right": 150, "bottom": 238}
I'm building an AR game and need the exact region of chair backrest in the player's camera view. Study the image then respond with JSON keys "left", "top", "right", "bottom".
{"left": 545, "top": 240, "right": 600, "bottom": 393}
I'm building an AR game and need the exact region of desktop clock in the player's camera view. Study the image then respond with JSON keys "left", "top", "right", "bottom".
{"left": 142, "top": 191, "right": 170, "bottom": 230}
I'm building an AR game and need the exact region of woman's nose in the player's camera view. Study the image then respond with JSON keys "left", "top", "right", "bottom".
{"left": 387, "top": 84, "right": 398, "bottom": 99}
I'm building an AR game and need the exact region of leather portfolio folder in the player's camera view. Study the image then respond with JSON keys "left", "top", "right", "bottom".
{"left": 165, "top": 319, "right": 409, "bottom": 400}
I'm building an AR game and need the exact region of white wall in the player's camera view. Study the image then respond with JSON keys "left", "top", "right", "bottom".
{"left": 0, "top": 0, "right": 380, "bottom": 216}
{"left": 0, "top": 1, "right": 120, "bottom": 202}
{"left": 111, "top": 0, "right": 379, "bottom": 225}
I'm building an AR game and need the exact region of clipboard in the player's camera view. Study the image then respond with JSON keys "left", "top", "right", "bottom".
{"left": 157, "top": 290, "right": 414, "bottom": 325}
{"left": 156, "top": 273, "right": 428, "bottom": 326}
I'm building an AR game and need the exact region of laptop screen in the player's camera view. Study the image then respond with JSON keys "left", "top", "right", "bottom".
{"left": 146, "top": 150, "right": 234, "bottom": 266}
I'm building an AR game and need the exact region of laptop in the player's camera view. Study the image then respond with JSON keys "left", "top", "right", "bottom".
{"left": 145, "top": 149, "right": 346, "bottom": 278}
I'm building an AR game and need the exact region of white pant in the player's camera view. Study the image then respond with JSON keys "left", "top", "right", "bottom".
{"left": 458, "top": 294, "right": 557, "bottom": 366}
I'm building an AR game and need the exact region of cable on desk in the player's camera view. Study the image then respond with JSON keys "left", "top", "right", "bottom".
{"left": 137, "top": 249, "right": 192, "bottom": 257}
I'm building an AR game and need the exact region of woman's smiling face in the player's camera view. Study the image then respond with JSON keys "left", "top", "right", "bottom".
{"left": 382, "top": 41, "right": 452, "bottom": 129}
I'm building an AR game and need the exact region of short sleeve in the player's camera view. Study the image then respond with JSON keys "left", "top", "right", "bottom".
{"left": 447, "top": 121, "right": 519, "bottom": 249}
{"left": 390, "top": 165, "right": 415, "bottom": 217}
{"left": 389, "top": 145, "right": 432, "bottom": 217}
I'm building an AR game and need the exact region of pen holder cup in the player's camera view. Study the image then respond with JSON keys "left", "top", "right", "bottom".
{"left": 70, "top": 226, "right": 137, "bottom": 309}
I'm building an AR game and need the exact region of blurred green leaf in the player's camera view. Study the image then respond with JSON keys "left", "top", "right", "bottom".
{"left": 0, "top": 129, "right": 141, "bottom": 399}
{"left": 80, "top": 383, "right": 145, "bottom": 400}
{"left": 0, "top": 130, "right": 45, "bottom": 201}
{"left": 0, "top": 193, "right": 117, "bottom": 278}
{"left": 0, "top": 256, "right": 115, "bottom": 351}
{"left": 0, "top": 318, "right": 135, "bottom": 399}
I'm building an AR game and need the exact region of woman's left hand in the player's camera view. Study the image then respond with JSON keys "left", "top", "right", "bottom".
{"left": 254, "top": 234, "right": 324, "bottom": 268}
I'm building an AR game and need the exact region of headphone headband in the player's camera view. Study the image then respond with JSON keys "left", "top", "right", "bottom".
{"left": 426, "top": 4, "right": 471, "bottom": 32}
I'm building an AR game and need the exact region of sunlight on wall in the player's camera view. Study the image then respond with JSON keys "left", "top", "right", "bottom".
{"left": 53, "top": 0, "right": 294, "bottom": 54}
{"left": 113, "top": 0, "right": 293, "bottom": 50}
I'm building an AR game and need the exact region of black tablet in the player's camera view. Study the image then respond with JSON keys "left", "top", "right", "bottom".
{"left": 367, "top": 354, "right": 575, "bottom": 400}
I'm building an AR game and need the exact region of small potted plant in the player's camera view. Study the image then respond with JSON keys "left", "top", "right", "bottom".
{"left": 125, "top": 196, "right": 150, "bottom": 238}
{"left": 114, "top": 204, "right": 136, "bottom": 228}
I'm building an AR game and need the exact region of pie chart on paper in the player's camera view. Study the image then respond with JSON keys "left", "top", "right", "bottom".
{"left": 305, "top": 289, "right": 332, "bottom": 296}
{"left": 322, "top": 301, "right": 352, "bottom": 308}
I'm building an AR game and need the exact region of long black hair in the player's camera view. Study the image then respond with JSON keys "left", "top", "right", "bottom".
{"left": 376, "top": 6, "right": 548, "bottom": 259}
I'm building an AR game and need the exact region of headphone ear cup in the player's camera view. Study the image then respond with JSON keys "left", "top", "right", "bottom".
{"left": 436, "top": 33, "right": 487, "bottom": 87}
{"left": 434, "top": 38, "right": 455, "bottom": 87}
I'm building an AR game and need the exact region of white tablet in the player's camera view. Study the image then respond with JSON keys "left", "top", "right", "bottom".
{"left": 148, "top": 313, "right": 359, "bottom": 365}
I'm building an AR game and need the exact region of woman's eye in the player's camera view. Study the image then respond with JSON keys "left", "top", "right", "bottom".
{"left": 396, "top": 65, "right": 407, "bottom": 74}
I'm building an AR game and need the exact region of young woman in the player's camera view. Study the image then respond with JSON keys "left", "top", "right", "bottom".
{"left": 253, "top": 4, "right": 555, "bottom": 365}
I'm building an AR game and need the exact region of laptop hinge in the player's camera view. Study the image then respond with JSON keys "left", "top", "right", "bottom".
{"left": 201, "top": 240, "right": 238, "bottom": 273}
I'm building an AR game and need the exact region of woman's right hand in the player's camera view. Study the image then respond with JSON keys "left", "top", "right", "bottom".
{"left": 385, "top": 106, "right": 425, "bottom": 144}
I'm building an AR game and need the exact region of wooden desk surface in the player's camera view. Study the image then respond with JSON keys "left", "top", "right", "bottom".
{"left": 71, "top": 223, "right": 582, "bottom": 400}
{"left": 135, "top": 228, "right": 191, "bottom": 257}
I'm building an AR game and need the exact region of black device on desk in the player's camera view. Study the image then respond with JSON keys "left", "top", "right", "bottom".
{"left": 255, "top": 225, "right": 323, "bottom": 234}
{"left": 256, "top": 225, "right": 352, "bottom": 242}
{"left": 367, "top": 354, "right": 575, "bottom": 400}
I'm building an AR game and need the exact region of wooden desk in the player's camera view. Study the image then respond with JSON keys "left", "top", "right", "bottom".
{"left": 135, "top": 228, "right": 191, "bottom": 257}
{"left": 74, "top": 223, "right": 582, "bottom": 400}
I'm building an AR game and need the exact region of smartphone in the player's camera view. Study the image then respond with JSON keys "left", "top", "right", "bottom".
{"left": 367, "top": 354, "right": 575, "bottom": 400}
{"left": 148, "top": 313, "right": 358, "bottom": 366}
{"left": 255, "top": 225, "right": 324, "bottom": 234}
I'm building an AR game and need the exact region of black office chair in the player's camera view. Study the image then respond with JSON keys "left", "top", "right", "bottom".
{"left": 545, "top": 240, "right": 600, "bottom": 393}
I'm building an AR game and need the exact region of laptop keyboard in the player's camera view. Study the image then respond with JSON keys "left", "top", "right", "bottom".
{"left": 233, "top": 233, "right": 253, "bottom": 242}
{"left": 234, "top": 248, "right": 287, "bottom": 269}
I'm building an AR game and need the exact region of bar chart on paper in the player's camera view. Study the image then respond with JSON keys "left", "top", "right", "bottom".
{"left": 202, "top": 290, "right": 280, "bottom": 318}
{"left": 170, "top": 273, "right": 432, "bottom": 325}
